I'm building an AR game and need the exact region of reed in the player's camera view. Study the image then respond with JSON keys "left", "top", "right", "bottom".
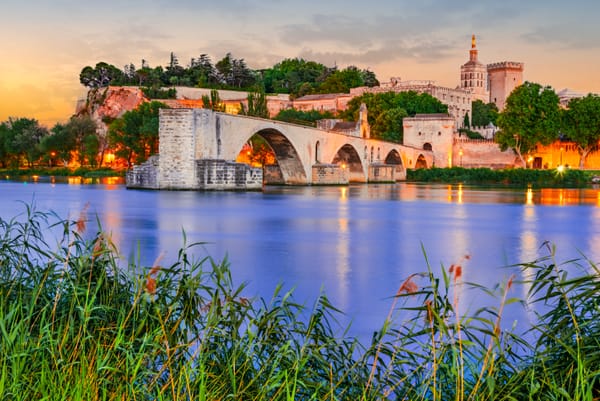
{"left": 0, "top": 205, "right": 598, "bottom": 400}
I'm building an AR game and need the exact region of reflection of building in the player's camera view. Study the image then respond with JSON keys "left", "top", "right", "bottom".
{"left": 460, "top": 35, "right": 489, "bottom": 103}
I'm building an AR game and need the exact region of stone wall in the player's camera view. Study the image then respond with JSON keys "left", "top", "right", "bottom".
{"left": 368, "top": 164, "right": 396, "bottom": 182}
{"left": 403, "top": 115, "right": 456, "bottom": 167}
{"left": 196, "top": 159, "right": 262, "bottom": 190}
{"left": 311, "top": 163, "right": 349, "bottom": 185}
{"left": 453, "top": 138, "right": 517, "bottom": 168}
{"left": 126, "top": 155, "right": 159, "bottom": 189}
{"left": 157, "top": 109, "right": 198, "bottom": 189}
{"left": 264, "top": 165, "right": 284, "bottom": 184}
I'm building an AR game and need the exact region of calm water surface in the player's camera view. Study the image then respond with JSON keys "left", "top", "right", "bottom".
{"left": 1, "top": 178, "right": 600, "bottom": 341}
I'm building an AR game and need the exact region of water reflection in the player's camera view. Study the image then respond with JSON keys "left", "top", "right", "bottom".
{"left": 335, "top": 187, "right": 350, "bottom": 307}
{"left": 1, "top": 180, "right": 599, "bottom": 343}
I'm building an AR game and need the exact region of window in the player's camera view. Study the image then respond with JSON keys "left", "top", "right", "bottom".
{"left": 315, "top": 141, "right": 320, "bottom": 163}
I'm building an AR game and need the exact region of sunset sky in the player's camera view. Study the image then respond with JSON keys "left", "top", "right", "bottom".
{"left": 1, "top": 0, "right": 599, "bottom": 126}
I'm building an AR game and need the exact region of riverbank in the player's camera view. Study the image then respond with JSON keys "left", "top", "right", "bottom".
{"left": 0, "top": 166, "right": 124, "bottom": 178}
{"left": 1, "top": 205, "right": 597, "bottom": 400}
{"left": 407, "top": 166, "right": 599, "bottom": 187}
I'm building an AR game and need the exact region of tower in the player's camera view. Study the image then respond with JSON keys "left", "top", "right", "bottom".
{"left": 487, "top": 61, "right": 524, "bottom": 110}
{"left": 460, "top": 35, "right": 488, "bottom": 103}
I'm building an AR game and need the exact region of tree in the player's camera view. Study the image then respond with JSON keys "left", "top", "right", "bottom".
{"left": 79, "top": 62, "right": 124, "bottom": 88}
{"left": 471, "top": 100, "right": 499, "bottom": 127}
{"left": 260, "top": 58, "right": 327, "bottom": 96}
{"left": 562, "top": 94, "right": 600, "bottom": 169}
{"left": 0, "top": 122, "right": 12, "bottom": 168}
{"left": 2, "top": 117, "right": 48, "bottom": 167}
{"left": 108, "top": 101, "right": 167, "bottom": 167}
{"left": 372, "top": 108, "right": 408, "bottom": 143}
{"left": 496, "top": 82, "right": 561, "bottom": 167}
{"left": 463, "top": 112, "right": 470, "bottom": 129}
{"left": 339, "top": 91, "right": 447, "bottom": 141}
{"left": 39, "top": 122, "right": 77, "bottom": 166}
{"left": 64, "top": 115, "right": 98, "bottom": 166}
{"left": 245, "top": 135, "right": 276, "bottom": 167}
{"left": 240, "top": 90, "right": 269, "bottom": 118}
{"left": 274, "top": 109, "right": 334, "bottom": 126}
{"left": 315, "top": 66, "right": 378, "bottom": 94}
{"left": 202, "top": 90, "right": 225, "bottom": 112}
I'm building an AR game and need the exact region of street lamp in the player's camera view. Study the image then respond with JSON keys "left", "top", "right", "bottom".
{"left": 49, "top": 151, "right": 56, "bottom": 167}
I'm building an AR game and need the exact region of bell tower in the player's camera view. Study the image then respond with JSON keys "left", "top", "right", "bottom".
{"left": 460, "top": 35, "right": 489, "bottom": 103}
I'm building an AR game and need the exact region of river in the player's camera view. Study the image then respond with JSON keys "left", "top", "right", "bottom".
{"left": 1, "top": 177, "right": 599, "bottom": 341}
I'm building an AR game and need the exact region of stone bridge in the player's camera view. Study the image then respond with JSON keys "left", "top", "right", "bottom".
{"left": 127, "top": 108, "right": 433, "bottom": 190}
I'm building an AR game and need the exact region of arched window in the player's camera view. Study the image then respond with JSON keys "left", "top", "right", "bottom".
{"left": 423, "top": 143, "right": 432, "bottom": 151}
{"left": 364, "top": 146, "right": 368, "bottom": 160}
{"left": 370, "top": 147, "right": 374, "bottom": 163}
{"left": 377, "top": 147, "right": 381, "bottom": 161}
{"left": 315, "top": 141, "right": 320, "bottom": 163}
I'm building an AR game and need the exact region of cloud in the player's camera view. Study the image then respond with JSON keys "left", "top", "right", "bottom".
{"left": 521, "top": 25, "right": 600, "bottom": 50}
{"left": 297, "top": 37, "right": 456, "bottom": 67}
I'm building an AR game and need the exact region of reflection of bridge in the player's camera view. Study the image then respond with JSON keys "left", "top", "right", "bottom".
{"left": 127, "top": 108, "right": 432, "bottom": 190}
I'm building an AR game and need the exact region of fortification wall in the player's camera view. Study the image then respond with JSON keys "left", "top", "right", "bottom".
{"left": 453, "top": 138, "right": 517, "bottom": 168}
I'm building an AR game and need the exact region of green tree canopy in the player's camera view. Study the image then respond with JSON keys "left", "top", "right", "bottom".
{"left": 561, "top": 94, "right": 600, "bottom": 168}
{"left": 240, "top": 90, "right": 269, "bottom": 118}
{"left": 108, "top": 101, "right": 167, "bottom": 167}
{"left": 80, "top": 62, "right": 124, "bottom": 88}
{"left": 39, "top": 122, "right": 77, "bottom": 166}
{"left": 63, "top": 115, "right": 98, "bottom": 166}
{"left": 495, "top": 82, "right": 561, "bottom": 167}
{"left": 339, "top": 91, "right": 447, "bottom": 142}
{"left": 274, "top": 109, "right": 334, "bottom": 126}
{"left": 1, "top": 117, "right": 48, "bottom": 167}
{"left": 471, "top": 100, "right": 499, "bottom": 127}
{"left": 261, "top": 58, "right": 327, "bottom": 96}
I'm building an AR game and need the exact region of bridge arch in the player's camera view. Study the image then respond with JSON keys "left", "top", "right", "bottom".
{"left": 242, "top": 128, "right": 308, "bottom": 184}
{"left": 415, "top": 154, "right": 428, "bottom": 169}
{"left": 331, "top": 144, "right": 365, "bottom": 182}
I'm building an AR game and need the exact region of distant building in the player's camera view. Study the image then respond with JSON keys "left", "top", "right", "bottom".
{"left": 460, "top": 35, "right": 489, "bottom": 103}
{"left": 350, "top": 78, "right": 472, "bottom": 129}
{"left": 487, "top": 61, "right": 524, "bottom": 110}
{"left": 556, "top": 88, "right": 585, "bottom": 107}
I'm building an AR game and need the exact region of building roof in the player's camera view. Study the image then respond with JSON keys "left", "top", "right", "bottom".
{"left": 413, "top": 113, "right": 452, "bottom": 119}
{"left": 294, "top": 93, "right": 346, "bottom": 101}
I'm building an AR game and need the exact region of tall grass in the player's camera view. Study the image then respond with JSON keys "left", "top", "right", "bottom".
{"left": 0, "top": 205, "right": 598, "bottom": 399}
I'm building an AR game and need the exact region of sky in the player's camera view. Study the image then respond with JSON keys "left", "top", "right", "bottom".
{"left": 1, "top": 0, "right": 599, "bottom": 127}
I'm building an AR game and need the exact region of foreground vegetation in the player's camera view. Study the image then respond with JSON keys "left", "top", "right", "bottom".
{"left": 0, "top": 167, "right": 124, "bottom": 178}
{"left": 407, "top": 166, "right": 597, "bottom": 187}
{"left": 1, "top": 206, "right": 599, "bottom": 399}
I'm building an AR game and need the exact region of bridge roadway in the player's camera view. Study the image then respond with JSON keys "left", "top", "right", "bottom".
{"left": 129, "top": 108, "right": 433, "bottom": 189}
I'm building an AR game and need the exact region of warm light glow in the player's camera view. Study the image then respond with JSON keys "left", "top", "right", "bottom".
{"left": 557, "top": 165, "right": 565, "bottom": 173}
{"left": 105, "top": 153, "right": 115, "bottom": 164}
{"left": 340, "top": 186, "right": 348, "bottom": 200}
{"left": 526, "top": 186, "right": 533, "bottom": 205}
{"left": 341, "top": 163, "right": 347, "bottom": 169}
{"left": 32, "top": 175, "right": 39, "bottom": 182}
{"left": 457, "top": 183, "right": 463, "bottom": 204}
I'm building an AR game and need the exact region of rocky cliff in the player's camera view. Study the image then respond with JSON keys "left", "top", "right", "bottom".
{"left": 76, "top": 86, "right": 147, "bottom": 137}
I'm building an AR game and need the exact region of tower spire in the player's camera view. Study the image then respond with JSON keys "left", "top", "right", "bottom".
{"left": 472, "top": 34, "right": 476, "bottom": 49}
